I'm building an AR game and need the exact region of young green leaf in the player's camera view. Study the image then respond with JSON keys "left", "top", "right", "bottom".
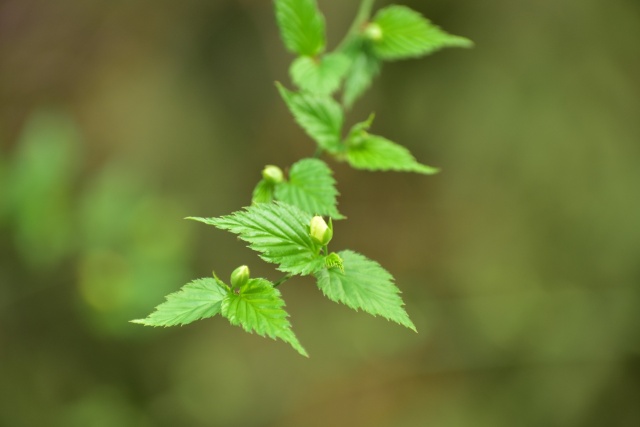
{"left": 370, "top": 5, "right": 472, "bottom": 61}
{"left": 277, "top": 83, "right": 344, "bottom": 152}
{"left": 275, "top": 0, "right": 326, "bottom": 57}
{"left": 222, "top": 278, "right": 308, "bottom": 356}
{"left": 131, "top": 278, "right": 227, "bottom": 327}
{"left": 315, "top": 250, "right": 416, "bottom": 331}
{"left": 189, "top": 202, "right": 324, "bottom": 275}
{"left": 341, "top": 44, "right": 381, "bottom": 109}
{"left": 290, "top": 53, "right": 350, "bottom": 96}
{"left": 346, "top": 133, "right": 439, "bottom": 174}
{"left": 275, "top": 158, "right": 344, "bottom": 219}
{"left": 252, "top": 179, "right": 275, "bottom": 204}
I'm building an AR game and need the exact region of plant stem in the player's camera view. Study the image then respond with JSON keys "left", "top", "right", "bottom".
{"left": 336, "top": 0, "right": 375, "bottom": 52}
{"left": 273, "top": 273, "right": 293, "bottom": 287}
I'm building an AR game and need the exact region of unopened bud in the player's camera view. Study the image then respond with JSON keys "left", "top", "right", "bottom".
{"left": 262, "top": 165, "right": 284, "bottom": 184}
{"left": 364, "top": 23, "right": 383, "bottom": 41}
{"left": 309, "top": 216, "right": 332, "bottom": 246}
{"left": 230, "top": 265, "right": 250, "bottom": 288}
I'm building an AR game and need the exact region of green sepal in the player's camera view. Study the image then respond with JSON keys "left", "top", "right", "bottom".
{"left": 309, "top": 215, "right": 332, "bottom": 246}
{"left": 252, "top": 179, "right": 275, "bottom": 204}
{"left": 345, "top": 112, "right": 375, "bottom": 143}
{"left": 222, "top": 278, "right": 308, "bottom": 357}
{"left": 315, "top": 250, "right": 416, "bottom": 331}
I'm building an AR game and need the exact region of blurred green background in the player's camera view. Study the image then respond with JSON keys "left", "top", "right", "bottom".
{"left": 1, "top": 0, "right": 639, "bottom": 426}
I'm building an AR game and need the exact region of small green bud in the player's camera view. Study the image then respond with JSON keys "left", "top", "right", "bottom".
{"left": 309, "top": 216, "right": 333, "bottom": 246}
{"left": 325, "top": 252, "right": 344, "bottom": 272}
{"left": 349, "top": 131, "right": 367, "bottom": 147}
{"left": 364, "top": 23, "right": 383, "bottom": 41}
{"left": 230, "top": 265, "right": 250, "bottom": 288}
{"left": 262, "top": 165, "right": 284, "bottom": 184}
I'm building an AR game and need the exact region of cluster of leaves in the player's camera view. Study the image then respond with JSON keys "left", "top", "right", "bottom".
{"left": 133, "top": 0, "right": 471, "bottom": 357}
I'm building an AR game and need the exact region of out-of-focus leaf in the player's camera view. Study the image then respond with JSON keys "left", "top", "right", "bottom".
{"left": 277, "top": 83, "right": 344, "bottom": 152}
{"left": 275, "top": 158, "right": 343, "bottom": 219}
{"left": 342, "top": 43, "right": 381, "bottom": 109}
{"left": 346, "top": 133, "right": 439, "bottom": 174}
{"left": 252, "top": 179, "right": 275, "bottom": 205}
{"left": 5, "top": 109, "right": 80, "bottom": 267}
{"left": 275, "top": 0, "right": 326, "bottom": 56}
{"left": 290, "top": 53, "right": 350, "bottom": 95}
{"left": 77, "top": 164, "right": 192, "bottom": 335}
{"left": 371, "top": 5, "right": 472, "bottom": 60}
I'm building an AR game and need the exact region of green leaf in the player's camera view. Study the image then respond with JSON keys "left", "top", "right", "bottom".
{"left": 189, "top": 202, "right": 325, "bottom": 275}
{"left": 290, "top": 53, "right": 350, "bottom": 96}
{"left": 277, "top": 83, "right": 344, "bottom": 152}
{"left": 371, "top": 5, "right": 472, "bottom": 61}
{"left": 342, "top": 43, "right": 381, "bottom": 109}
{"left": 275, "top": 0, "right": 326, "bottom": 57}
{"left": 346, "top": 132, "right": 439, "bottom": 174}
{"left": 315, "top": 250, "right": 416, "bottom": 331}
{"left": 275, "top": 158, "right": 344, "bottom": 219}
{"left": 252, "top": 179, "right": 275, "bottom": 204}
{"left": 222, "top": 278, "right": 308, "bottom": 356}
{"left": 131, "top": 278, "right": 227, "bottom": 327}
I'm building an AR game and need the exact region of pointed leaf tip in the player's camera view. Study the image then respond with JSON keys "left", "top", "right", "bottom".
{"left": 132, "top": 278, "right": 227, "bottom": 327}
{"left": 371, "top": 5, "right": 473, "bottom": 61}
{"left": 315, "top": 250, "right": 416, "bottom": 331}
{"left": 222, "top": 278, "right": 308, "bottom": 356}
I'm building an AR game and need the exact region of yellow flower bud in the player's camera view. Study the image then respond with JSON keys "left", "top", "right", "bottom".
{"left": 262, "top": 165, "right": 284, "bottom": 184}
{"left": 364, "top": 23, "right": 383, "bottom": 41}
{"left": 309, "top": 216, "right": 333, "bottom": 246}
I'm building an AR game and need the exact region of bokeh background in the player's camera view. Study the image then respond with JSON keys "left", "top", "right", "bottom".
{"left": 1, "top": 0, "right": 639, "bottom": 426}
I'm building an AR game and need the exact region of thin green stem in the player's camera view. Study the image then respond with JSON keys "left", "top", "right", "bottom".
{"left": 273, "top": 273, "right": 293, "bottom": 287}
{"left": 336, "top": 0, "right": 375, "bottom": 52}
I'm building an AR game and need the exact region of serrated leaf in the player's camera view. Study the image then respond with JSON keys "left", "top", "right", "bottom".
{"left": 222, "top": 278, "right": 308, "bottom": 356}
{"left": 275, "top": 158, "right": 343, "bottom": 219}
{"left": 346, "top": 133, "right": 439, "bottom": 174}
{"left": 371, "top": 5, "right": 472, "bottom": 61}
{"left": 277, "top": 83, "right": 344, "bottom": 152}
{"left": 189, "top": 202, "right": 325, "bottom": 275}
{"left": 342, "top": 43, "right": 381, "bottom": 109}
{"left": 131, "top": 278, "right": 227, "bottom": 327}
{"left": 315, "top": 250, "right": 416, "bottom": 331}
{"left": 275, "top": 0, "right": 326, "bottom": 57}
{"left": 252, "top": 179, "right": 275, "bottom": 205}
{"left": 290, "top": 53, "right": 350, "bottom": 96}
